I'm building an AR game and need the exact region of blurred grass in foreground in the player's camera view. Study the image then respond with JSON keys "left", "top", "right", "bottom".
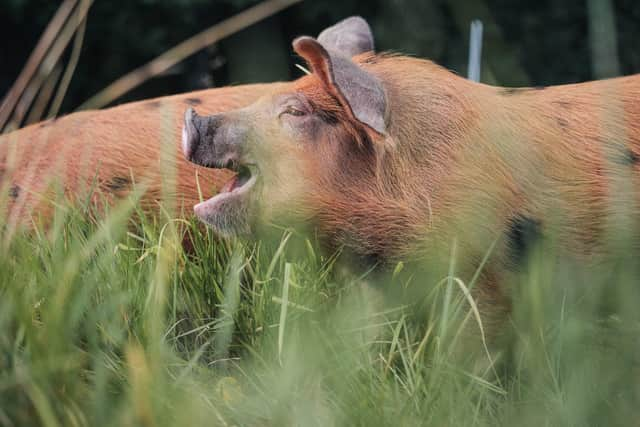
{"left": 2, "top": 66, "right": 640, "bottom": 424}
{"left": 1, "top": 195, "right": 640, "bottom": 426}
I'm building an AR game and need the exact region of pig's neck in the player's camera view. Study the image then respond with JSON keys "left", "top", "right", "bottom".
{"left": 315, "top": 64, "right": 504, "bottom": 264}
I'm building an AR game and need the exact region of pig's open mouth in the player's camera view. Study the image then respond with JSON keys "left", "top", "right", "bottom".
{"left": 195, "top": 162, "right": 256, "bottom": 210}
{"left": 217, "top": 164, "right": 255, "bottom": 194}
{"left": 181, "top": 108, "right": 258, "bottom": 235}
{"left": 192, "top": 162, "right": 258, "bottom": 232}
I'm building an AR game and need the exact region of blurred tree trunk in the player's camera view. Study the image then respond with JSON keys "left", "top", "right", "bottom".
{"left": 222, "top": 16, "right": 290, "bottom": 84}
{"left": 447, "top": 0, "right": 529, "bottom": 86}
{"left": 587, "top": 0, "right": 620, "bottom": 79}
{"left": 373, "top": 1, "right": 448, "bottom": 61}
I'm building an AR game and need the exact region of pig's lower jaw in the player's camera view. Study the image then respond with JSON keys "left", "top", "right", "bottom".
{"left": 193, "top": 172, "right": 257, "bottom": 237}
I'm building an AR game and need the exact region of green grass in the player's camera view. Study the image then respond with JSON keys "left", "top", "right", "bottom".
{"left": 1, "top": 196, "right": 640, "bottom": 427}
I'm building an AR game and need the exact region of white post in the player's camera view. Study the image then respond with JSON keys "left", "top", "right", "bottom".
{"left": 468, "top": 20, "right": 484, "bottom": 82}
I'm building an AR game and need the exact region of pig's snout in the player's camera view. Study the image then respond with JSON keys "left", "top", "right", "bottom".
{"left": 182, "top": 108, "right": 247, "bottom": 170}
{"left": 182, "top": 108, "right": 225, "bottom": 167}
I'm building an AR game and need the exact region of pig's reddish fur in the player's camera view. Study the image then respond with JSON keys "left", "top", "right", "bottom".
{"left": 287, "top": 53, "right": 640, "bottom": 328}
{"left": 0, "top": 83, "right": 282, "bottom": 227}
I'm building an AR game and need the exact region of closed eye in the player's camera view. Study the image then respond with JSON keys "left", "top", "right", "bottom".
{"left": 280, "top": 105, "right": 307, "bottom": 117}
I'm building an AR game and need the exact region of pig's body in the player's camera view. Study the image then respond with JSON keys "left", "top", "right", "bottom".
{"left": 0, "top": 83, "right": 282, "bottom": 226}
{"left": 309, "top": 55, "right": 640, "bottom": 327}
{"left": 183, "top": 20, "right": 640, "bottom": 335}
{"left": 315, "top": 55, "right": 640, "bottom": 263}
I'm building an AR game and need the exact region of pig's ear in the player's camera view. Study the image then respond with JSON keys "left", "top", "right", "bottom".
{"left": 317, "top": 16, "right": 375, "bottom": 57}
{"left": 293, "top": 36, "right": 386, "bottom": 136}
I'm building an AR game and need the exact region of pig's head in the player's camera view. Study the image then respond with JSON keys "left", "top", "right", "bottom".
{"left": 182, "top": 16, "right": 394, "bottom": 240}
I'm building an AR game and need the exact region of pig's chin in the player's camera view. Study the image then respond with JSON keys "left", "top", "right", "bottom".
{"left": 193, "top": 166, "right": 257, "bottom": 237}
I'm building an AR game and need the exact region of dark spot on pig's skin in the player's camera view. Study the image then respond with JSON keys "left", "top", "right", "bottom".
{"left": 146, "top": 100, "right": 162, "bottom": 109}
{"left": 9, "top": 184, "right": 20, "bottom": 199}
{"left": 500, "top": 88, "right": 524, "bottom": 96}
{"left": 506, "top": 215, "right": 540, "bottom": 269}
{"left": 105, "top": 176, "right": 131, "bottom": 191}
{"left": 185, "top": 98, "right": 202, "bottom": 106}
{"left": 500, "top": 87, "right": 544, "bottom": 96}
{"left": 556, "top": 117, "right": 569, "bottom": 129}
{"left": 552, "top": 100, "right": 573, "bottom": 109}
{"left": 616, "top": 149, "right": 640, "bottom": 166}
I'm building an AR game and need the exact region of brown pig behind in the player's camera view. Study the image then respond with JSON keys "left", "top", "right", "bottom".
{"left": 0, "top": 83, "right": 285, "bottom": 229}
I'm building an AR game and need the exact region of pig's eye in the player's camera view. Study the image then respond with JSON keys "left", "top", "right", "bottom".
{"left": 280, "top": 105, "right": 307, "bottom": 117}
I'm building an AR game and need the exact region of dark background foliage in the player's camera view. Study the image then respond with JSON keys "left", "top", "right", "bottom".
{"left": 2, "top": 0, "right": 639, "bottom": 112}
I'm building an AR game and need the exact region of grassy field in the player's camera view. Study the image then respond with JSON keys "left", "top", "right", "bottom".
{"left": 1, "top": 195, "right": 639, "bottom": 427}
{"left": 3, "top": 2, "right": 639, "bottom": 425}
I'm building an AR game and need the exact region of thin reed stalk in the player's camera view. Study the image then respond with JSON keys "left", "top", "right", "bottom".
{"left": 78, "top": 0, "right": 302, "bottom": 111}
{"left": 0, "top": 0, "right": 78, "bottom": 131}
